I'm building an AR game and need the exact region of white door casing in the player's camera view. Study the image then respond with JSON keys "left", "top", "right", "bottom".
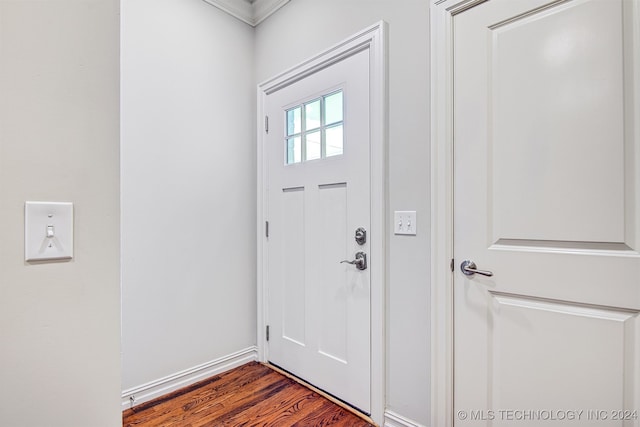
{"left": 432, "top": 0, "right": 640, "bottom": 426}
{"left": 257, "top": 22, "right": 386, "bottom": 424}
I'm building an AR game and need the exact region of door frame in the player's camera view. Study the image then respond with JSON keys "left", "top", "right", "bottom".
{"left": 256, "top": 21, "right": 387, "bottom": 424}
{"left": 430, "top": 1, "right": 487, "bottom": 426}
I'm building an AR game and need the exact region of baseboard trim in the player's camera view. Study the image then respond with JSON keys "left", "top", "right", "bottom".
{"left": 121, "top": 346, "right": 258, "bottom": 410}
{"left": 384, "top": 410, "right": 427, "bottom": 427}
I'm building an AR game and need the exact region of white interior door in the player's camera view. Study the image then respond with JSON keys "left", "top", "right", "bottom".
{"left": 454, "top": 0, "right": 640, "bottom": 424}
{"left": 265, "top": 48, "right": 371, "bottom": 413}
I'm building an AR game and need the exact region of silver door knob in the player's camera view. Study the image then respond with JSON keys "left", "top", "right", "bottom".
{"left": 460, "top": 260, "right": 493, "bottom": 277}
{"left": 341, "top": 251, "right": 367, "bottom": 270}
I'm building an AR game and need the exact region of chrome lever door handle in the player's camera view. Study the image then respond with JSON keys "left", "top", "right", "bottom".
{"left": 460, "top": 260, "right": 493, "bottom": 277}
{"left": 341, "top": 251, "right": 367, "bottom": 270}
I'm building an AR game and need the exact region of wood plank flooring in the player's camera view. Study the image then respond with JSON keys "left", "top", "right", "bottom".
{"left": 123, "top": 362, "right": 375, "bottom": 427}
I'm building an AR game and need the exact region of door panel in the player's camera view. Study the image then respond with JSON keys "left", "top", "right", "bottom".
{"left": 317, "top": 183, "right": 349, "bottom": 363}
{"left": 490, "top": 0, "right": 626, "bottom": 245}
{"left": 454, "top": 0, "right": 640, "bottom": 424}
{"left": 281, "top": 187, "right": 306, "bottom": 345}
{"left": 489, "top": 293, "right": 634, "bottom": 410}
{"left": 266, "top": 48, "right": 371, "bottom": 413}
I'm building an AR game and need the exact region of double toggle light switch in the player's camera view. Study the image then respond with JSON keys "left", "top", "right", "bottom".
{"left": 394, "top": 211, "right": 417, "bottom": 235}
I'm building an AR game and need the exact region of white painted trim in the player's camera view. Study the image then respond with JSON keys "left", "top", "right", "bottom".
{"left": 121, "top": 346, "right": 258, "bottom": 410}
{"left": 430, "top": 1, "right": 489, "bottom": 427}
{"left": 385, "top": 410, "right": 427, "bottom": 427}
{"left": 201, "top": 0, "right": 290, "bottom": 27}
{"left": 257, "top": 21, "right": 388, "bottom": 425}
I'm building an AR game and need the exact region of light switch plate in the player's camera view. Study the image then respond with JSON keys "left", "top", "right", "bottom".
{"left": 394, "top": 210, "right": 417, "bottom": 235}
{"left": 25, "top": 201, "right": 74, "bottom": 261}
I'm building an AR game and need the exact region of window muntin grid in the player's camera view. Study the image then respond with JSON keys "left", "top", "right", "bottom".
{"left": 285, "top": 90, "right": 344, "bottom": 164}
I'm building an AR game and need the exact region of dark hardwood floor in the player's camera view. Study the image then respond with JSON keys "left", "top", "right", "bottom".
{"left": 123, "top": 361, "right": 375, "bottom": 427}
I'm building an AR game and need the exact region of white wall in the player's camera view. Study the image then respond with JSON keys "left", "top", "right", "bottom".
{"left": 121, "top": 0, "right": 257, "bottom": 391}
{"left": 255, "top": 1, "right": 431, "bottom": 424}
{"left": 0, "top": 0, "right": 122, "bottom": 425}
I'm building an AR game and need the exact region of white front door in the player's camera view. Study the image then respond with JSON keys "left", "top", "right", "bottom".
{"left": 265, "top": 48, "right": 371, "bottom": 413}
{"left": 454, "top": 0, "right": 640, "bottom": 424}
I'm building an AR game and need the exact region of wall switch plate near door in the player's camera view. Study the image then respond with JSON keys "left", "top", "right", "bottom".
{"left": 394, "top": 210, "right": 417, "bottom": 235}
{"left": 25, "top": 201, "right": 74, "bottom": 261}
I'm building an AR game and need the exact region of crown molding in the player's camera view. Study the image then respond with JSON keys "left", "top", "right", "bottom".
{"left": 202, "top": 0, "right": 291, "bottom": 27}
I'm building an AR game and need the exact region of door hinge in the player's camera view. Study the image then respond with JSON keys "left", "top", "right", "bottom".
{"left": 265, "top": 221, "right": 269, "bottom": 238}
{"left": 264, "top": 115, "right": 269, "bottom": 133}
{"left": 266, "top": 325, "right": 270, "bottom": 341}
{"left": 450, "top": 258, "right": 455, "bottom": 272}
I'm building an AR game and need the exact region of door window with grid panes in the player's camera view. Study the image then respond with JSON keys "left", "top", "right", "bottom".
{"left": 285, "top": 90, "right": 344, "bottom": 164}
